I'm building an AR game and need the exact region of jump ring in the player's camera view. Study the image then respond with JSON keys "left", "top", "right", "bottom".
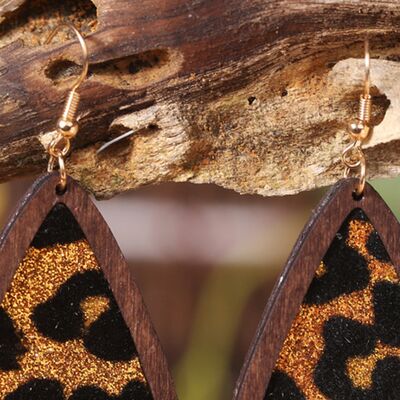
{"left": 57, "top": 156, "right": 67, "bottom": 191}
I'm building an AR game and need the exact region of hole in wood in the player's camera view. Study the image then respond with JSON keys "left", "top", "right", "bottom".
{"left": 93, "top": 49, "right": 170, "bottom": 79}
{"left": 371, "top": 90, "right": 391, "bottom": 127}
{"left": 147, "top": 123, "right": 160, "bottom": 131}
{"left": 386, "top": 55, "right": 400, "bottom": 62}
{"left": 45, "top": 59, "right": 81, "bottom": 84}
{"left": 326, "top": 61, "right": 336, "bottom": 69}
{"left": 45, "top": 48, "right": 183, "bottom": 89}
{"left": 127, "top": 51, "right": 164, "bottom": 74}
{"left": 0, "top": 0, "right": 98, "bottom": 48}
{"left": 352, "top": 190, "right": 364, "bottom": 201}
{"left": 248, "top": 96, "right": 257, "bottom": 105}
{"left": 55, "top": 183, "right": 67, "bottom": 196}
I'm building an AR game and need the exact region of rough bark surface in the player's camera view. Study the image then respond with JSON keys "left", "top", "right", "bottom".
{"left": 0, "top": 0, "right": 399, "bottom": 198}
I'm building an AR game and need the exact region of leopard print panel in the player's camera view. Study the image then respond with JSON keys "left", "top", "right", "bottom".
{"left": 0, "top": 204, "right": 152, "bottom": 399}
{"left": 265, "top": 208, "right": 400, "bottom": 399}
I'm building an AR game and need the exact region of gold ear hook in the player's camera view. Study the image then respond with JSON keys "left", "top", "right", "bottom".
{"left": 364, "top": 38, "right": 370, "bottom": 98}
{"left": 45, "top": 23, "right": 89, "bottom": 192}
{"left": 45, "top": 23, "right": 89, "bottom": 138}
{"left": 359, "top": 37, "right": 372, "bottom": 128}
{"left": 45, "top": 23, "right": 89, "bottom": 92}
{"left": 342, "top": 37, "right": 373, "bottom": 197}
{"left": 349, "top": 37, "right": 372, "bottom": 141}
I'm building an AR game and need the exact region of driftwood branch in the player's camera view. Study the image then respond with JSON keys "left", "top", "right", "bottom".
{"left": 0, "top": 0, "right": 400, "bottom": 198}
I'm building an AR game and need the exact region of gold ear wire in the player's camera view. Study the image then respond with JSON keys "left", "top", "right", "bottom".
{"left": 342, "top": 37, "right": 372, "bottom": 197}
{"left": 45, "top": 23, "right": 89, "bottom": 192}
{"left": 45, "top": 23, "right": 89, "bottom": 92}
{"left": 363, "top": 38, "right": 370, "bottom": 98}
{"left": 46, "top": 23, "right": 88, "bottom": 140}
{"left": 348, "top": 38, "right": 372, "bottom": 141}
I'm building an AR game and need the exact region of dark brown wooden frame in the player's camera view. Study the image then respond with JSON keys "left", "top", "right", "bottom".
{"left": 233, "top": 178, "right": 400, "bottom": 399}
{"left": 0, "top": 172, "right": 177, "bottom": 400}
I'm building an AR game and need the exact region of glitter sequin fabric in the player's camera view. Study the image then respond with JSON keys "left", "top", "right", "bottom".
{"left": 0, "top": 204, "right": 152, "bottom": 399}
{"left": 265, "top": 209, "right": 400, "bottom": 399}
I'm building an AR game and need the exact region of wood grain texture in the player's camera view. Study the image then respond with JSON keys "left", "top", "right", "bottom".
{"left": 233, "top": 177, "right": 400, "bottom": 399}
{"left": 0, "top": 1, "right": 400, "bottom": 197}
{"left": 0, "top": 172, "right": 177, "bottom": 399}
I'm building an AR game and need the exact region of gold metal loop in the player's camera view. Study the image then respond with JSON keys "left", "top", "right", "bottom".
{"left": 47, "top": 155, "right": 67, "bottom": 192}
{"left": 57, "top": 156, "right": 67, "bottom": 192}
{"left": 342, "top": 141, "right": 363, "bottom": 169}
{"left": 356, "top": 156, "right": 366, "bottom": 196}
{"left": 47, "top": 155, "right": 56, "bottom": 173}
{"left": 48, "top": 135, "right": 71, "bottom": 158}
{"left": 344, "top": 153, "right": 366, "bottom": 196}
{"left": 45, "top": 23, "right": 89, "bottom": 92}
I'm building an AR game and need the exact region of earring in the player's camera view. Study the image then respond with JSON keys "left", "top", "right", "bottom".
{"left": 0, "top": 24, "right": 176, "bottom": 400}
{"left": 234, "top": 39, "right": 400, "bottom": 399}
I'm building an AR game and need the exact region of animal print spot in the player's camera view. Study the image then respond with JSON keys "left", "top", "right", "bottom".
{"left": 83, "top": 304, "right": 138, "bottom": 361}
{"left": 5, "top": 379, "right": 64, "bottom": 400}
{"left": 315, "top": 310, "right": 400, "bottom": 399}
{"left": 304, "top": 211, "right": 369, "bottom": 305}
{"left": 31, "top": 204, "right": 84, "bottom": 248}
{"left": 264, "top": 371, "right": 305, "bottom": 399}
{"left": 370, "top": 357, "right": 400, "bottom": 398}
{"left": 32, "top": 270, "right": 137, "bottom": 361}
{"left": 374, "top": 281, "right": 400, "bottom": 347}
{"left": 0, "top": 307, "right": 26, "bottom": 371}
{"left": 70, "top": 380, "right": 152, "bottom": 400}
{"left": 315, "top": 317, "right": 376, "bottom": 399}
{"left": 366, "top": 231, "right": 391, "bottom": 263}
{"left": 32, "top": 270, "right": 110, "bottom": 341}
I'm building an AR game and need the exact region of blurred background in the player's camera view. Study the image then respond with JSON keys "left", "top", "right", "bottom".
{"left": 0, "top": 176, "right": 398, "bottom": 400}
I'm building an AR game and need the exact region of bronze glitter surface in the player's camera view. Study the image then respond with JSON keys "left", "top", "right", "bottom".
{"left": 0, "top": 239, "right": 147, "bottom": 397}
{"left": 347, "top": 219, "right": 398, "bottom": 284}
{"left": 347, "top": 341, "right": 400, "bottom": 390}
{"left": 274, "top": 217, "right": 399, "bottom": 399}
{"left": 315, "top": 262, "right": 327, "bottom": 278}
{"left": 81, "top": 296, "right": 110, "bottom": 328}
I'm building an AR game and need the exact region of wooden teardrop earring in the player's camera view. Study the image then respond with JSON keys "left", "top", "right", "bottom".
{"left": 0, "top": 24, "right": 176, "bottom": 400}
{"left": 234, "top": 39, "right": 400, "bottom": 399}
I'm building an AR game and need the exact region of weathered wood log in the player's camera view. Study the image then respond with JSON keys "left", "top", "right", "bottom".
{"left": 0, "top": 0, "right": 399, "bottom": 198}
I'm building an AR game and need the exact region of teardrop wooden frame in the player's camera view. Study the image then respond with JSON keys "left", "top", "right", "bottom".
{"left": 0, "top": 173, "right": 177, "bottom": 400}
{"left": 234, "top": 178, "right": 400, "bottom": 400}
